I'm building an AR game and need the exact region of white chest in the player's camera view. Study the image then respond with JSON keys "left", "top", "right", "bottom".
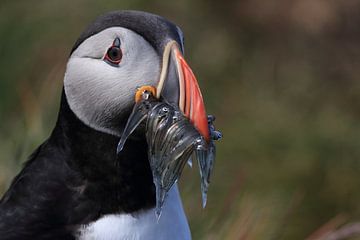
{"left": 76, "top": 185, "right": 191, "bottom": 240}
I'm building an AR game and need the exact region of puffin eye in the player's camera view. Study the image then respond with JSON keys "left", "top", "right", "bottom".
{"left": 104, "top": 37, "right": 123, "bottom": 66}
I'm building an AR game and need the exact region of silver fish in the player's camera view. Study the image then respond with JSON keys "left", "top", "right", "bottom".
{"left": 117, "top": 90, "right": 222, "bottom": 219}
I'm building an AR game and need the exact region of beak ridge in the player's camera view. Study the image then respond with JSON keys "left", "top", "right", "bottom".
{"left": 157, "top": 41, "right": 210, "bottom": 142}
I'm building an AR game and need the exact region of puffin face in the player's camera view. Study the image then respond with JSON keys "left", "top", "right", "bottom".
{"left": 64, "top": 11, "right": 209, "bottom": 140}
{"left": 64, "top": 26, "right": 161, "bottom": 136}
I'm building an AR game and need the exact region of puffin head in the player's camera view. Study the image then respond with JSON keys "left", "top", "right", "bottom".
{"left": 64, "top": 10, "right": 209, "bottom": 140}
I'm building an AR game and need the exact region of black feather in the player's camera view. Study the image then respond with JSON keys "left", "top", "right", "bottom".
{"left": 71, "top": 10, "right": 183, "bottom": 55}
{"left": 0, "top": 10, "right": 184, "bottom": 239}
{"left": 0, "top": 91, "right": 155, "bottom": 239}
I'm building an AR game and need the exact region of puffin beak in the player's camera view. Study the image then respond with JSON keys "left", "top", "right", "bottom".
{"left": 156, "top": 41, "right": 210, "bottom": 142}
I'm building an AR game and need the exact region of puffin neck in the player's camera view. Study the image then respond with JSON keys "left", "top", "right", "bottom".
{"left": 49, "top": 90, "right": 156, "bottom": 213}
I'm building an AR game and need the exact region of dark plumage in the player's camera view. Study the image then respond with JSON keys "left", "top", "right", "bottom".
{"left": 0, "top": 92, "right": 155, "bottom": 239}
{"left": 72, "top": 11, "right": 184, "bottom": 55}
{"left": 0, "top": 10, "right": 185, "bottom": 239}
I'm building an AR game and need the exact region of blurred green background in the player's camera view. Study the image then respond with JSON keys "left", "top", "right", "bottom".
{"left": 1, "top": 0, "right": 360, "bottom": 239}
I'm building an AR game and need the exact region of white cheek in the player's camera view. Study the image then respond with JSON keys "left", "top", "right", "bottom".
{"left": 64, "top": 27, "right": 160, "bottom": 136}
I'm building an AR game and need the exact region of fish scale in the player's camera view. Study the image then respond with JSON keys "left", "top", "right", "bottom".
{"left": 117, "top": 90, "right": 221, "bottom": 219}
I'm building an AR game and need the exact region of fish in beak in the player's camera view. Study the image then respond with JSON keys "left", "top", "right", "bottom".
{"left": 117, "top": 40, "right": 222, "bottom": 219}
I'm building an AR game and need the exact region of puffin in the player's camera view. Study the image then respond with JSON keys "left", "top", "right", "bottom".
{"left": 0, "top": 10, "right": 212, "bottom": 240}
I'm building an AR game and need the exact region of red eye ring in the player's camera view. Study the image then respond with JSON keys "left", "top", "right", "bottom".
{"left": 104, "top": 46, "right": 122, "bottom": 65}
{"left": 104, "top": 37, "right": 122, "bottom": 66}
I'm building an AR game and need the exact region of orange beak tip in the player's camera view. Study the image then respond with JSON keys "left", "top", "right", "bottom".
{"left": 177, "top": 50, "right": 210, "bottom": 142}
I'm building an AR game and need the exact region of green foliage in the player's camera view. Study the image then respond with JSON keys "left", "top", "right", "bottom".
{"left": 1, "top": 0, "right": 360, "bottom": 239}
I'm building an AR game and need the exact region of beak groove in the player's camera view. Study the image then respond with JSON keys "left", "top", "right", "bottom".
{"left": 156, "top": 41, "right": 210, "bottom": 142}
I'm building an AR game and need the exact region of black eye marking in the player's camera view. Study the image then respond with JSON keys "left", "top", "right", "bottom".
{"left": 113, "top": 37, "right": 121, "bottom": 48}
{"left": 104, "top": 37, "right": 123, "bottom": 66}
